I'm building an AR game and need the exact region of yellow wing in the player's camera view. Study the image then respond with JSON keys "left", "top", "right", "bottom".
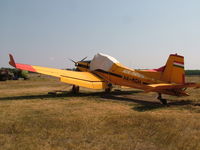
{"left": 9, "top": 54, "right": 106, "bottom": 89}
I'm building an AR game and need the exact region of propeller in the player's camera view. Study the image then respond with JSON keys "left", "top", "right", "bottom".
{"left": 68, "top": 56, "right": 88, "bottom": 66}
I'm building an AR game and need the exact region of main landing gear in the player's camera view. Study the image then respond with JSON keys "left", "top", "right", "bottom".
{"left": 105, "top": 87, "right": 112, "bottom": 93}
{"left": 157, "top": 93, "right": 167, "bottom": 105}
{"left": 105, "top": 83, "right": 112, "bottom": 93}
{"left": 71, "top": 85, "right": 80, "bottom": 94}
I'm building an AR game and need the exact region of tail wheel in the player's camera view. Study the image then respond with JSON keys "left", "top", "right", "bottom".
{"left": 159, "top": 98, "right": 167, "bottom": 105}
{"left": 157, "top": 93, "right": 168, "bottom": 105}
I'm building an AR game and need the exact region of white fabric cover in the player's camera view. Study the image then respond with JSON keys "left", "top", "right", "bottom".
{"left": 90, "top": 53, "right": 119, "bottom": 71}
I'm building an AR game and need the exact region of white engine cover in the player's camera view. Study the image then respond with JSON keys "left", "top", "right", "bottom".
{"left": 90, "top": 53, "right": 119, "bottom": 71}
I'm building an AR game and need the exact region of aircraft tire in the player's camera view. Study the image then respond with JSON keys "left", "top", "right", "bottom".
{"left": 160, "top": 98, "right": 167, "bottom": 105}
{"left": 105, "top": 88, "right": 111, "bottom": 93}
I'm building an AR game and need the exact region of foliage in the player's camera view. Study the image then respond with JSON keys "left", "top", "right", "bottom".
{"left": 185, "top": 70, "right": 200, "bottom": 75}
{"left": 0, "top": 68, "right": 29, "bottom": 81}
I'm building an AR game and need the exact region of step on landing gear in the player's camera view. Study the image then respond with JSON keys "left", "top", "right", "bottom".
{"left": 71, "top": 85, "right": 80, "bottom": 94}
{"left": 157, "top": 93, "right": 167, "bottom": 105}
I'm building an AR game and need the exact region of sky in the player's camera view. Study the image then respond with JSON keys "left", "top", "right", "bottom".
{"left": 1, "top": 0, "right": 200, "bottom": 69}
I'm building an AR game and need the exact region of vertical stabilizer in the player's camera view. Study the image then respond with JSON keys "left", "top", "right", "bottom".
{"left": 161, "top": 54, "right": 185, "bottom": 84}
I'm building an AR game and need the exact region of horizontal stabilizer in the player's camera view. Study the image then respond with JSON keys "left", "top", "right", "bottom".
{"left": 145, "top": 83, "right": 200, "bottom": 92}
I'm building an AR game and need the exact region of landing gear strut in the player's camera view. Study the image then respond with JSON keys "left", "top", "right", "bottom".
{"left": 71, "top": 85, "right": 80, "bottom": 94}
{"left": 157, "top": 93, "right": 167, "bottom": 105}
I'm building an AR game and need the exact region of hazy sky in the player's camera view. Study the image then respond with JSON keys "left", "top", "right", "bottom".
{"left": 1, "top": 0, "right": 200, "bottom": 69}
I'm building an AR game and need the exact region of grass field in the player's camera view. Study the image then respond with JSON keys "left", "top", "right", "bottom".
{"left": 0, "top": 74, "right": 200, "bottom": 150}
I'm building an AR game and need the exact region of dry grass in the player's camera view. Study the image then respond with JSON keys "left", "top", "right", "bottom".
{"left": 0, "top": 74, "right": 200, "bottom": 150}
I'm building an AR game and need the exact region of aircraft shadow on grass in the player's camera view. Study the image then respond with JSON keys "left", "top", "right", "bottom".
{"left": 0, "top": 90, "right": 140, "bottom": 101}
{"left": 0, "top": 90, "right": 199, "bottom": 112}
{"left": 101, "top": 94, "right": 200, "bottom": 112}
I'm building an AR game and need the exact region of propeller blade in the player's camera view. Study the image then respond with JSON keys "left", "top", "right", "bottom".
{"left": 68, "top": 58, "right": 78, "bottom": 65}
{"left": 81, "top": 56, "right": 88, "bottom": 61}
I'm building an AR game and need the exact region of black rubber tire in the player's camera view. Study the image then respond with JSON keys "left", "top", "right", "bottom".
{"left": 160, "top": 98, "right": 167, "bottom": 105}
{"left": 105, "top": 88, "right": 111, "bottom": 93}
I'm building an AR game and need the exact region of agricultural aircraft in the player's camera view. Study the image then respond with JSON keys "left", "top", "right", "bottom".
{"left": 9, "top": 53, "right": 200, "bottom": 104}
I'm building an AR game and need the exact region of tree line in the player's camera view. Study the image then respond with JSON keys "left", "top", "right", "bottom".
{"left": 185, "top": 70, "right": 200, "bottom": 75}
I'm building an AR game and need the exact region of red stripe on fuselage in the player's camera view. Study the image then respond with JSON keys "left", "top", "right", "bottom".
{"left": 142, "top": 66, "right": 165, "bottom": 72}
{"left": 16, "top": 63, "right": 36, "bottom": 72}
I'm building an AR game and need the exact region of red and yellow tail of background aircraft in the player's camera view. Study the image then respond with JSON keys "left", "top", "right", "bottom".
{"left": 9, "top": 53, "right": 200, "bottom": 104}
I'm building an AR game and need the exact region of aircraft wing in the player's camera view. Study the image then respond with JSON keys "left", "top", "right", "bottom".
{"left": 9, "top": 54, "right": 106, "bottom": 89}
{"left": 145, "top": 83, "right": 200, "bottom": 92}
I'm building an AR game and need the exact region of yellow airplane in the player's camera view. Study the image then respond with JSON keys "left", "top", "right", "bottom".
{"left": 9, "top": 53, "right": 200, "bottom": 104}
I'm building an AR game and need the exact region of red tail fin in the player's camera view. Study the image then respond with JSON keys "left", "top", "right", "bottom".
{"left": 9, "top": 54, "right": 16, "bottom": 67}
